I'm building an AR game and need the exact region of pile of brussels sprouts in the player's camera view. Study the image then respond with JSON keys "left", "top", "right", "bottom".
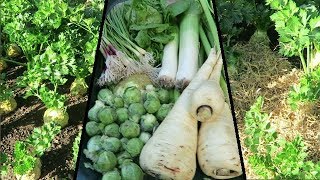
{"left": 83, "top": 84, "right": 180, "bottom": 180}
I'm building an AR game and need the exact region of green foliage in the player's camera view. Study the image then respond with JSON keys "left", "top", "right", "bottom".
{"left": 72, "top": 130, "right": 82, "bottom": 169}
{"left": 244, "top": 96, "right": 320, "bottom": 179}
{"left": 9, "top": 122, "right": 61, "bottom": 175}
{"left": 0, "top": 0, "right": 104, "bottom": 109}
{"left": 288, "top": 66, "right": 320, "bottom": 109}
{"left": 266, "top": 0, "right": 320, "bottom": 73}
{"left": 0, "top": 73, "right": 13, "bottom": 102}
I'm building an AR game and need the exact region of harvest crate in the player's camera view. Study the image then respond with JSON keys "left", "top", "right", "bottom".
{"left": 75, "top": 0, "right": 245, "bottom": 179}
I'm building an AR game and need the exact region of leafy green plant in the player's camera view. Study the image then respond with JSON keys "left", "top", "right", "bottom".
{"left": 266, "top": 0, "right": 320, "bottom": 73}
{"left": 12, "top": 122, "right": 61, "bottom": 176}
{"left": 0, "top": 0, "right": 104, "bottom": 113}
{"left": 244, "top": 96, "right": 320, "bottom": 179}
{"left": 72, "top": 130, "right": 82, "bottom": 169}
{"left": 288, "top": 66, "right": 320, "bottom": 109}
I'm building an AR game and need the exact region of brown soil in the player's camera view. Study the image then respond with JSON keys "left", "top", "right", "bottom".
{"left": 229, "top": 33, "right": 320, "bottom": 178}
{"left": 1, "top": 63, "right": 89, "bottom": 180}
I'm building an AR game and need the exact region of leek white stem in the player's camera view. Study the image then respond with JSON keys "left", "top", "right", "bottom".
{"left": 175, "top": 12, "right": 200, "bottom": 89}
{"left": 158, "top": 33, "right": 179, "bottom": 88}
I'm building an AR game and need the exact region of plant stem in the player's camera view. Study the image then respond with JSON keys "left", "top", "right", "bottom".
{"left": 299, "top": 51, "right": 307, "bottom": 73}
{"left": 199, "top": 0, "right": 220, "bottom": 51}
{"left": 200, "top": 25, "right": 211, "bottom": 55}
{"left": 3, "top": 58, "right": 27, "bottom": 66}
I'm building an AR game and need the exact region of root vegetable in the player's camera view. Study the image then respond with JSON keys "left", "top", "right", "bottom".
{"left": 139, "top": 48, "right": 221, "bottom": 180}
{"left": 189, "top": 50, "right": 242, "bottom": 179}
{"left": 0, "top": 58, "right": 7, "bottom": 73}
{"left": 197, "top": 103, "right": 242, "bottom": 179}
{"left": 15, "top": 158, "right": 41, "bottom": 180}
{"left": 70, "top": 78, "right": 88, "bottom": 96}
{"left": 0, "top": 97, "right": 17, "bottom": 115}
{"left": 43, "top": 108, "right": 69, "bottom": 128}
{"left": 158, "top": 32, "right": 179, "bottom": 88}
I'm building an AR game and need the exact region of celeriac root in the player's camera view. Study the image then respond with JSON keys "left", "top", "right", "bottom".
{"left": 197, "top": 103, "right": 242, "bottom": 179}
{"left": 139, "top": 48, "right": 220, "bottom": 180}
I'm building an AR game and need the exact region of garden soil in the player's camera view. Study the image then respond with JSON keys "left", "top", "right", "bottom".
{"left": 0, "top": 64, "right": 89, "bottom": 180}
{"left": 229, "top": 32, "right": 320, "bottom": 179}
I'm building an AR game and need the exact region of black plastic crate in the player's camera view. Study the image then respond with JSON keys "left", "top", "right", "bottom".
{"left": 75, "top": 1, "right": 245, "bottom": 179}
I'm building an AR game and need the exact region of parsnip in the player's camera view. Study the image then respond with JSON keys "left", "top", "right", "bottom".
{"left": 139, "top": 48, "right": 220, "bottom": 180}
{"left": 197, "top": 103, "right": 243, "bottom": 179}
{"left": 189, "top": 51, "right": 242, "bottom": 179}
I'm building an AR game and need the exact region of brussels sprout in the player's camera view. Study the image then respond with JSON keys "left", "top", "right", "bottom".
{"left": 140, "top": 114, "right": 158, "bottom": 132}
{"left": 0, "top": 97, "right": 17, "bottom": 115}
{"left": 101, "top": 136, "right": 122, "bottom": 153}
{"left": 120, "top": 121, "right": 140, "bottom": 138}
{"left": 157, "top": 89, "right": 170, "bottom": 104}
{"left": 128, "top": 103, "right": 146, "bottom": 117}
{"left": 88, "top": 100, "right": 105, "bottom": 122}
{"left": 93, "top": 151, "right": 117, "bottom": 173}
{"left": 169, "top": 89, "right": 181, "bottom": 103}
{"left": 129, "top": 114, "right": 140, "bottom": 124}
{"left": 144, "top": 96, "right": 161, "bottom": 114}
{"left": 116, "top": 108, "right": 129, "bottom": 123}
{"left": 102, "top": 169, "right": 121, "bottom": 180}
{"left": 104, "top": 123, "right": 120, "bottom": 138}
{"left": 117, "top": 151, "right": 133, "bottom": 165}
{"left": 114, "top": 97, "right": 124, "bottom": 108}
{"left": 87, "top": 135, "right": 103, "bottom": 152}
{"left": 125, "top": 138, "right": 144, "bottom": 157}
{"left": 156, "top": 103, "right": 173, "bottom": 121}
{"left": 120, "top": 162, "right": 144, "bottom": 180}
{"left": 0, "top": 58, "right": 7, "bottom": 73}
{"left": 120, "top": 137, "right": 129, "bottom": 151}
{"left": 123, "top": 86, "right": 142, "bottom": 104}
{"left": 139, "top": 132, "right": 151, "bottom": 144}
{"left": 86, "top": 121, "right": 104, "bottom": 137}
{"left": 43, "top": 108, "right": 69, "bottom": 128}
{"left": 70, "top": 78, "right": 88, "bottom": 96}
{"left": 98, "top": 89, "right": 115, "bottom": 106}
{"left": 7, "top": 43, "right": 22, "bottom": 58}
{"left": 84, "top": 135, "right": 103, "bottom": 161}
{"left": 98, "top": 107, "right": 117, "bottom": 125}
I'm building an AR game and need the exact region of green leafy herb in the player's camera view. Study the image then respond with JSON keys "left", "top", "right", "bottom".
{"left": 244, "top": 96, "right": 320, "bottom": 179}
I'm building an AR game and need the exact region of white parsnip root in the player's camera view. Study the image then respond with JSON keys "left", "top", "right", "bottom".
{"left": 192, "top": 52, "right": 243, "bottom": 179}
{"left": 139, "top": 48, "right": 220, "bottom": 180}
{"left": 197, "top": 102, "right": 242, "bottom": 179}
